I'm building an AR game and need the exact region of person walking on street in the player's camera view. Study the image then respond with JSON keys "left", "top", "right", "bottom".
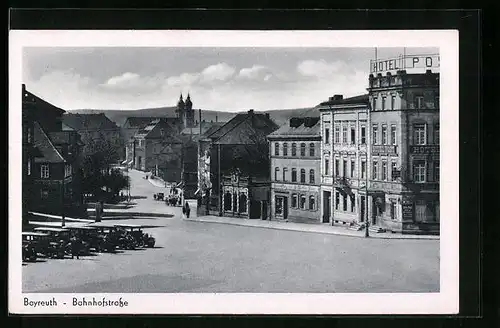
{"left": 185, "top": 201, "right": 191, "bottom": 219}
{"left": 71, "top": 235, "right": 81, "bottom": 259}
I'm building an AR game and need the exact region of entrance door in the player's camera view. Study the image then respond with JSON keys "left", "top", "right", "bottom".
{"left": 283, "top": 197, "right": 288, "bottom": 220}
{"left": 323, "top": 191, "right": 331, "bottom": 223}
{"left": 262, "top": 201, "right": 268, "bottom": 220}
{"left": 372, "top": 201, "right": 378, "bottom": 225}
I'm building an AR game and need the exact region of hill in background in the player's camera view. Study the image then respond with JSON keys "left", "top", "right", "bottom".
{"left": 68, "top": 106, "right": 320, "bottom": 127}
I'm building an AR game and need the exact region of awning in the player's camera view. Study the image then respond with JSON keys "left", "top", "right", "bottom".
{"left": 176, "top": 181, "right": 184, "bottom": 187}
{"left": 121, "top": 159, "right": 128, "bottom": 165}
{"left": 194, "top": 188, "right": 201, "bottom": 195}
{"left": 127, "top": 160, "right": 133, "bottom": 165}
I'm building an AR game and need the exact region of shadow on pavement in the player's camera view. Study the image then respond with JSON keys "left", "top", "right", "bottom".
{"left": 129, "top": 195, "right": 147, "bottom": 200}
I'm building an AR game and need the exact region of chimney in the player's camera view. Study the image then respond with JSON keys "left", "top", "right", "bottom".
{"left": 22, "top": 84, "right": 26, "bottom": 93}
{"left": 332, "top": 95, "right": 343, "bottom": 101}
{"left": 265, "top": 113, "right": 270, "bottom": 119}
{"left": 215, "top": 114, "right": 218, "bottom": 122}
{"left": 248, "top": 109, "right": 254, "bottom": 115}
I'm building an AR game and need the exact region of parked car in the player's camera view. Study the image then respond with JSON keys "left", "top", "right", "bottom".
{"left": 114, "top": 224, "right": 156, "bottom": 248}
{"left": 88, "top": 223, "right": 121, "bottom": 252}
{"left": 22, "top": 232, "right": 46, "bottom": 262}
{"left": 65, "top": 226, "right": 101, "bottom": 253}
{"left": 32, "top": 227, "right": 71, "bottom": 259}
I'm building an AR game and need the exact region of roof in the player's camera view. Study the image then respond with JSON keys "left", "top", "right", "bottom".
{"left": 123, "top": 117, "right": 164, "bottom": 128}
{"left": 180, "top": 122, "right": 225, "bottom": 136}
{"left": 22, "top": 86, "right": 65, "bottom": 116}
{"left": 62, "top": 123, "right": 75, "bottom": 131}
{"left": 267, "top": 117, "right": 321, "bottom": 139}
{"left": 33, "top": 122, "right": 66, "bottom": 163}
{"left": 63, "top": 113, "right": 118, "bottom": 131}
{"left": 207, "top": 111, "right": 279, "bottom": 145}
{"left": 318, "top": 94, "right": 369, "bottom": 107}
{"left": 134, "top": 119, "right": 183, "bottom": 143}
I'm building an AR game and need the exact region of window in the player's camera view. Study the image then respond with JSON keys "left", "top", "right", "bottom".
{"left": 27, "top": 127, "right": 32, "bottom": 143}
{"left": 224, "top": 192, "right": 232, "bottom": 211}
{"left": 274, "top": 143, "right": 279, "bottom": 156}
{"left": 414, "top": 200, "right": 426, "bottom": 222}
{"left": 361, "top": 160, "right": 366, "bottom": 179}
{"left": 291, "top": 168, "right": 297, "bottom": 182}
{"left": 283, "top": 143, "right": 288, "bottom": 156}
{"left": 275, "top": 167, "right": 280, "bottom": 181}
{"left": 40, "top": 189, "right": 49, "bottom": 199}
{"left": 27, "top": 159, "right": 31, "bottom": 176}
{"left": 309, "top": 196, "right": 315, "bottom": 210}
{"left": 350, "top": 195, "right": 355, "bottom": 212}
{"left": 372, "top": 125, "right": 378, "bottom": 145}
{"left": 291, "top": 194, "right": 298, "bottom": 208}
{"left": 372, "top": 161, "right": 378, "bottom": 180}
{"left": 391, "top": 95, "right": 396, "bottom": 110}
{"left": 335, "top": 192, "right": 340, "bottom": 210}
{"left": 309, "top": 143, "right": 315, "bottom": 156}
{"left": 300, "top": 195, "right": 306, "bottom": 209}
{"left": 343, "top": 194, "right": 347, "bottom": 211}
{"left": 324, "top": 159, "right": 329, "bottom": 175}
{"left": 382, "top": 161, "right": 387, "bottom": 181}
{"left": 335, "top": 159, "right": 340, "bottom": 176}
{"left": 391, "top": 161, "right": 398, "bottom": 181}
{"left": 435, "top": 96, "right": 440, "bottom": 109}
{"left": 343, "top": 159, "right": 347, "bottom": 177}
{"left": 300, "top": 143, "right": 306, "bottom": 156}
{"left": 391, "top": 125, "right": 397, "bottom": 145}
{"left": 381, "top": 125, "right": 388, "bottom": 145}
{"left": 381, "top": 96, "right": 386, "bottom": 110}
{"left": 434, "top": 124, "right": 440, "bottom": 145}
{"left": 40, "top": 164, "right": 49, "bottom": 178}
{"left": 309, "top": 169, "right": 315, "bottom": 184}
{"left": 283, "top": 168, "right": 288, "bottom": 181}
{"left": 325, "top": 128, "right": 330, "bottom": 144}
{"left": 350, "top": 160, "right": 355, "bottom": 178}
{"left": 372, "top": 97, "right": 377, "bottom": 110}
{"left": 390, "top": 201, "right": 396, "bottom": 220}
{"left": 334, "top": 125, "right": 340, "bottom": 143}
{"left": 239, "top": 193, "right": 247, "bottom": 213}
{"left": 342, "top": 125, "right": 348, "bottom": 144}
{"left": 415, "top": 96, "right": 424, "bottom": 109}
{"left": 291, "top": 143, "right": 297, "bottom": 156}
{"left": 350, "top": 127, "right": 356, "bottom": 144}
{"left": 414, "top": 124, "right": 427, "bottom": 145}
{"left": 300, "top": 169, "right": 306, "bottom": 183}
{"left": 413, "top": 160, "right": 426, "bottom": 183}
{"left": 361, "top": 125, "right": 366, "bottom": 144}
{"left": 434, "top": 161, "right": 440, "bottom": 182}
{"left": 65, "top": 164, "right": 72, "bottom": 177}
{"left": 275, "top": 197, "right": 283, "bottom": 215}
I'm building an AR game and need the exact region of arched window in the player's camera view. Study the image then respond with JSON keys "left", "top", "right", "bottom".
{"left": 275, "top": 167, "right": 280, "bottom": 181}
{"left": 274, "top": 142, "right": 279, "bottom": 156}
{"left": 291, "top": 143, "right": 297, "bottom": 156}
{"left": 291, "top": 168, "right": 297, "bottom": 182}
{"left": 300, "top": 169, "right": 306, "bottom": 183}
{"left": 233, "top": 192, "right": 238, "bottom": 211}
{"left": 309, "top": 196, "right": 316, "bottom": 210}
{"left": 239, "top": 193, "right": 247, "bottom": 213}
{"left": 300, "top": 143, "right": 306, "bottom": 156}
{"left": 224, "top": 191, "right": 232, "bottom": 211}
{"left": 283, "top": 143, "right": 288, "bottom": 156}
{"left": 309, "top": 169, "right": 315, "bottom": 184}
{"left": 309, "top": 143, "right": 315, "bottom": 156}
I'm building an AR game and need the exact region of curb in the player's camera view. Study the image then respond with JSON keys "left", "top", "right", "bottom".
{"left": 184, "top": 218, "right": 440, "bottom": 240}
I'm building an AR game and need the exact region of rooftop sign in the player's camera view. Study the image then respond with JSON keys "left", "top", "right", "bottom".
{"left": 370, "top": 54, "right": 440, "bottom": 74}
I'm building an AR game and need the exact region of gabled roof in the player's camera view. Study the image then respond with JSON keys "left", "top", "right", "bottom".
{"left": 180, "top": 122, "right": 225, "bottom": 136}
{"left": 123, "top": 117, "right": 164, "bottom": 129}
{"left": 135, "top": 119, "right": 183, "bottom": 143}
{"left": 33, "top": 122, "right": 65, "bottom": 163}
{"left": 22, "top": 86, "right": 65, "bottom": 116}
{"left": 267, "top": 117, "right": 321, "bottom": 139}
{"left": 63, "top": 113, "right": 118, "bottom": 131}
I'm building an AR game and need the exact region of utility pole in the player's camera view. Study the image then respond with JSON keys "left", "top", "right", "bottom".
{"left": 61, "top": 170, "right": 66, "bottom": 228}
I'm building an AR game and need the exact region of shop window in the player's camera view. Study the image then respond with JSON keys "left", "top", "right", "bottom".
{"left": 300, "top": 195, "right": 306, "bottom": 209}
{"left": 390, "top": 201, "right": 397, "bottom": 220}
{"left": 224, "top": 192, "right": 232, "bottom": 211}
{"left": 239, "top": 193, "right": 247, "bottom": 213}
{"left": 275, "top": 197, "right": 283, "bottom": 215}
{"left": 342, "top": 194, "right": 347, "bottom": 211}
{"left": 335, "top": 192, "right": 339, "bottom": 210}
{"left": 414, "top": 200, "right": 426, "bottom": 222}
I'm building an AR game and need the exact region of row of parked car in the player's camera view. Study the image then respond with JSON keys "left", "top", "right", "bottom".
{"left": 22, "top": 223, "right": 156, "bottom": 262}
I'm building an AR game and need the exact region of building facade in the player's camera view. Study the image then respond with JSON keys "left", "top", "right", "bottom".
{"left": 319, "top": 95, "right": 370, "bottom": 226}
{"left": 367, "top": 69, "right": 440, "bottom": 234}
{"left": 267, "top": 117, "right": 322, "bottom": 223}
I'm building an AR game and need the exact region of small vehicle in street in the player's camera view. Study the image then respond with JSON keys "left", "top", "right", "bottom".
{"left": 65, "top": 226, "right": 101, "bottom": 254}
{"left": 154, "top": 193, "right": 164, "bottom": 201}
{"left": 88, "top": 223, "right": 121, "bottom": 252}
{"left": 32, "top": 227, "right": 71, "bottom": 259}
{"left": 114, "top": 224, "right": 156, "bottom": 248}
{"left": 22, "top": 232, "right": 46, "bottom": 262}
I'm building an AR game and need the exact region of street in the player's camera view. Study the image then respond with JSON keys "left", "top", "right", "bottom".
{"left": 23, "top": 169, "right": 440, "bottom": 293}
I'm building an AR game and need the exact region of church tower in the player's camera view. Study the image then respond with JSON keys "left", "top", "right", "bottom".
{"left": 184, "top": 93, "right": 194, "bottom": 128}
{"left": 176, "top": 93, "right": 185, "bottom": 126}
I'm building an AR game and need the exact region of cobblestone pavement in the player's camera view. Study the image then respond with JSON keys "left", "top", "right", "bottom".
{"left": 22, "top": 169, "right": 439, "bottom": 293}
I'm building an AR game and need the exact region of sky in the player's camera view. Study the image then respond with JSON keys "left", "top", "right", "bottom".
{"left": 23, "top": 47, "right": 437, "bottom": 112}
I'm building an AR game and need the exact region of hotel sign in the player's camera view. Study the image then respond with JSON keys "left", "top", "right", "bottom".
{"left": 410, "top": 145, "right": 440, "bottom": 154}
{"left": 370, "top": 54, "right": 440, "bottom": 74}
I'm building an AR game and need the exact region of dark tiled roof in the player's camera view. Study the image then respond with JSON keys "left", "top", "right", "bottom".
{"left": 124, "top": 116, "right": 180, "bottom": 129}
{"left": 22, "top": 87, "right": 65, "bottom": 116}
{"left": 180, "top": 122, "right": 225, "bottom": 136}
{"left": 63, "top": 113, "right": 118, "bottom": 131}
{"left": 268, "top": 117, "right": 321, "bottom": 139}
{"left": 33, "top": 122, "right": 65, "bottom": 163}
{"left": 318, "top": 94, "right": 369, "bottom": 106}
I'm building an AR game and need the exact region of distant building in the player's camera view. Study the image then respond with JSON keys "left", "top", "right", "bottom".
{"left": 198, "top": 110, "right": 279, "bottom": 219}
{"left": 22, "top": 85, "right": 85, "bottom": 219}
{"left": 132, "top": 118, "right": 183, "bottom": 182}
{"left": 267, "top": 117, "right": 322, "bottom": 223}
{"left": 63, "top": 113, "right": 124, "bottom": 159}
{"left": 176, "top": 93, "right": 195, "bottom": 129}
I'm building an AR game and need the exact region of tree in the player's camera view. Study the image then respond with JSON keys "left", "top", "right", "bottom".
{"left": 102, "top": 169, "right": 129, "bottom": 198}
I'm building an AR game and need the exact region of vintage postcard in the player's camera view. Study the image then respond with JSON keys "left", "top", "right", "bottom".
{"left": 9, "top": 30, "right": 459, "bottom": 314}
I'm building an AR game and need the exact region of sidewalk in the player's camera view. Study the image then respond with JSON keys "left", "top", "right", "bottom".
{"left": 185, "top": 215, "right": 440, "bottom": 240}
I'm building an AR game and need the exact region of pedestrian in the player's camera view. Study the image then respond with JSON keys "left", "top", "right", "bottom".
{"left": 182, "top": 203, "right": 186, "bottom": 218}
{"left": 95, "top": 201, "right": 102, "bottom": 223}
{"left": 185, "top": 201, "right": 191, "bottom": 219}
{"left": 71, "top": 235, "right": 81, "bottom": 259}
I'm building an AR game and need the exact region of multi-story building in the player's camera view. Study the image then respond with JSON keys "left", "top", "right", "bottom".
{"left": 367, "top": 69, "right": 440, "bottom": 234}
{"left": 198, "top": 110, "right": 279, "bottom": 218}
{"left": 132, "top": 118, "right": 183, "bottom": 182}
{"left": 319, "top": 95, "right": 370, "bottom": 226}
{"left": 22, "top": 85, "right": 85, "bottom": 219}
{"left": 267, "top": 117, "right": 322, "bottom": 223}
